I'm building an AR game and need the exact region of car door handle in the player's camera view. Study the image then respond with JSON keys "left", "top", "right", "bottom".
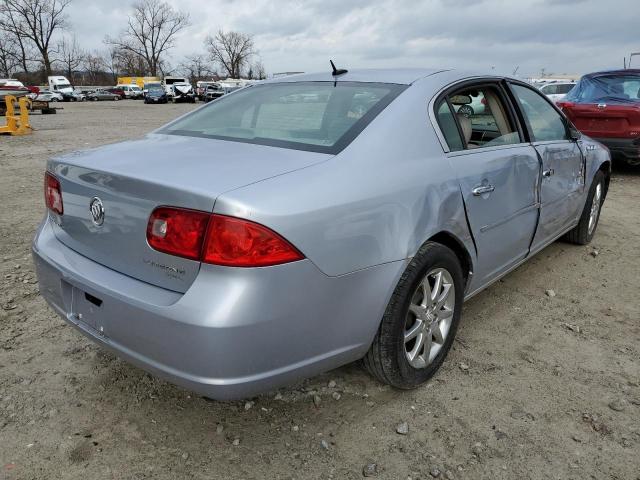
{"left": 472, "top": 184, "right": 495, "bottom": 196}
{"left": 542, "top": 169, "right": 555, "bottom": 177}
{"left": 586, "top": 144, "right": 596, "bottom": 151}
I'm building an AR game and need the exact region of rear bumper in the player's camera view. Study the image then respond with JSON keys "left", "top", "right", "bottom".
{"left": 32, "top": 218, "right": 402, "bottom": 400}
{"left": 593, "top": 137, "right": 640, "bottom": 164}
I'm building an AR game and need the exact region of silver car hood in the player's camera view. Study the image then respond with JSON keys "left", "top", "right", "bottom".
{"left": 47, "top": 134, "right": 330, "bottom": 292}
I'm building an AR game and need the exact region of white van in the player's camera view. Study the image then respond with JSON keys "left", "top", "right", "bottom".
{"left": 116, "top": 84, "right": 143, "bottom": 99}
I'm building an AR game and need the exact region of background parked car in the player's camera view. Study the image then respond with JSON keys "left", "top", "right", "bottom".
{"left": 558, "top": 69, "right": 640, "bottom": 166}
{"left": 87, "top": 89, "right": 120, "bottom": 101}
{"left": 116, "top": 84, "right": 143, "bottom": 99}
{"left": 37, "top": 89, "right": 63, "bottom": 102}
{"left": 204, "top": 83, "right": 224, "bottom": 102}
{"left": 144, "top": 86, "right": 168, "bottom": 104}
{"left": 64, "top": 89, "right": 86, "bottom": 102}
{"left": 171, "top": 82, "right": 196, "bottom": 103}
{"left": 104, "top": 87, "right": 125, "bottom": 99}
{"left": 143, "top": 82, "right": 162, "bottom": 97}
{"left": 539, "top": 81, "right": 576, "bottom": 103}
{"left": 196, "top": 81, "right": 217, "bottom": 100}
{"left": 454, "top": 91, "right": 488, "bottom": 117}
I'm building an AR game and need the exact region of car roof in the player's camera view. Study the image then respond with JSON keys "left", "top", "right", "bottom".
{"left": 583, "top": 69, "right": 640, "bottom": 78}
{"left": 262, "top": 68, "right": 450, "bottom": 85}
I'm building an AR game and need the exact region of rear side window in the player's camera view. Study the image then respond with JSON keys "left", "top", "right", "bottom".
{"left": 437, "top": 84, "right": 521, "bottom": 151}
{"left": 162, "top": 82, "right": 406, "bottom": 154}
{"left": 511, "top": 84, "right": 568, "bottom": 142}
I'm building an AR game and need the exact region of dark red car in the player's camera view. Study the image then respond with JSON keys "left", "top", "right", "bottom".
{"left": 105, "top": 87, "right": 125, "bottom": 99}
{"left": 557, "top": 70, "right": 640, "bottom": 166}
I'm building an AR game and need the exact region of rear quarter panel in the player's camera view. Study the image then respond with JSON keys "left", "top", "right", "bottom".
{"left": 213, "top": 76, "right": 476, "bottom": 278}
{"left": 581, "top": 136, "right": 612, "bottom": 188}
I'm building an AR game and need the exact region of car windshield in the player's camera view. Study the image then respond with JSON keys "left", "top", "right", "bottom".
{"left": 161, "top": 82, "right": 406, "bottom": 154}
{"left": 566, "top": 73, "right": 640, "bottom": 104}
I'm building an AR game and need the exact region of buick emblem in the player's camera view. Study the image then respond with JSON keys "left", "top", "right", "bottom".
{"left": 89, "top": 197, "right": 105, "bottom": 226}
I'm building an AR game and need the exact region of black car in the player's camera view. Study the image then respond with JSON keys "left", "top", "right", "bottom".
{"left": 144, "top": 87, "right": 168, "bottom": 104}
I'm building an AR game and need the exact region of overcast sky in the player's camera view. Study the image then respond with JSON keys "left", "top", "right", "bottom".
{"left": 66, "top": 0, "right": 639, "bottom": 77}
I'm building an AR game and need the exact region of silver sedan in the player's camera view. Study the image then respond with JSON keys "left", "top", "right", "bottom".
{"left": 33, "top": 68, "right": 611, "bottom": 400}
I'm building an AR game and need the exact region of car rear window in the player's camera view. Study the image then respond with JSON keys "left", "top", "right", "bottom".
{"left": 161, "top": 81, "right": 406, "bottom": 154}
{"left": 566, "top": 73, "right": 640, "bottom": 104}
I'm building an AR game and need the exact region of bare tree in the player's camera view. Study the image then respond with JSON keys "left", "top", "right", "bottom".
{"left": 251, "top": 60, "right": 266, "bottom": 80}
{"left": 0, "top": 0, "right": 71, "bottom": 78}
{"left": 99, "top": 47, "right": 119, "bottom": 83}
{"left": 179, "top": 53, "right": 214, "bottom": 83}
{"left": 205, "top": 30, "right": 254, "bottom": 79}
{"left": 105, "top": 0, "right": 189, "bottom": 77}
{"left": 0, "top": 30, "right": 21, "bottom": 76}
{"left": 82, "top": 51, "right": 106, "bottom": 85}
{"left": 0, "top": 3, "right": 36, "bottom": 76}
{"left": 57, "top": 34, "right": 84, "bottom": 82}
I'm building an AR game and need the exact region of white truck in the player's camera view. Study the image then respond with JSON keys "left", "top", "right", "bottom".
{"left": 48, "top": 76, "right": 77, "bottom": 101}
{"left": 163, "top": 77, "right": 188, "bottom": 97}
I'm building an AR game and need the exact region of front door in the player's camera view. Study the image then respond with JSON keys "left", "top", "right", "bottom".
{"left": 509, "top": 84, "right": 585, "bottom": 251}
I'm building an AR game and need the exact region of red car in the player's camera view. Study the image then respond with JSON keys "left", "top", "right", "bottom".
{"left": 557, "top": 69, "right": 640, "bottom": 166}
{"left": 105, "top": 87, "right": 125, "bottom": 99}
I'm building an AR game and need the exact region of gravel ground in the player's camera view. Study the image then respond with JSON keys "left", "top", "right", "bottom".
{"left": 1, "top": 101, "right": 639, "bottom": 480}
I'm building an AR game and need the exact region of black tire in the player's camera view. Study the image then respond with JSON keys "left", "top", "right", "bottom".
{"left": 565, "top": 170, "right": 605, "bottom": 245}
{"left": 458, "top": 105, "right": 474, "bottom": 117}
{"left": 363, "top": 242, "right": 464, "bottom": 389}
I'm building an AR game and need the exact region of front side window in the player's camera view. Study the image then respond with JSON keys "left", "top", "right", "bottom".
{"left": 511, "top": 84, "right": 568, "bottom": 142}
{"left": 446, "top": 85, "right": 521, "bottom": 149}
{"left": 161, "top": 82, "right": 406, "bottom": 154}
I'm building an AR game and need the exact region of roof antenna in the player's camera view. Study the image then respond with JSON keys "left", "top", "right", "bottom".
{"left": 330, "top": 60, "right": 348, "bottom": 76}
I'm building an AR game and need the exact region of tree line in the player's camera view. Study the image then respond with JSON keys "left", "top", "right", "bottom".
{"left": 0, "top": 0, "right": 266, "bottom": 85}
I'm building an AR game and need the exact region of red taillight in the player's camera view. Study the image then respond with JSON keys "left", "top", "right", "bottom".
{"left": 556, "top": 101, "right": 574, "bottom": 110}
{"left": 146, "top": 207, "right": 210, "bottom": 260}
{"left": 203, "top": 214, "right": 304, "bottom": 267}
{"left": 146, "top": 208, "right": 304, "bottom": 267}
{"left": 44, "top": 172, "right": 63, "bottom": 215}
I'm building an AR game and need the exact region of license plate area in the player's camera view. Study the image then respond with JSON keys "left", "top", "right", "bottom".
{"left": 69, "top": 285, "right": 104, "bottom": 332}
{"left": 587, "top": 118, "right": 624, "bottom": 131}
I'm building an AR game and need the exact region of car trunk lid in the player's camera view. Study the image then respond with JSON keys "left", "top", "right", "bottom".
{"left": 48, "top": 133, "right": 329, "bottom": 293}
{"left": 561, "top": 102, "right": 640, "bottom": 139}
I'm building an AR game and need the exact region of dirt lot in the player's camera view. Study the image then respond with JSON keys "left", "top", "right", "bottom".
{"left": 1, "top": 101, "right": 639, "bottom": 480}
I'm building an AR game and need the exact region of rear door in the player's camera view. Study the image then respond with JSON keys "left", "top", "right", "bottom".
{"left": 509, "top": 83, "right": 585, "bottom": 251}
{"left": 435, "top": 82, "right": 540, "bottom": 285}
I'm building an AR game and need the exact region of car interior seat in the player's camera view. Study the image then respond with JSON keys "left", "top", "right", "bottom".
{"left": 456, "top": 113, "right": 478, "bottom": 148}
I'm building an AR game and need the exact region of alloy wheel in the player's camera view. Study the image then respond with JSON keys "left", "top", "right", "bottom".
{"left": 588, "top": 182, "right": 602, "bottom": 235}
{"left": 404, "top": 268, "right": 456, "bottom": 369}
